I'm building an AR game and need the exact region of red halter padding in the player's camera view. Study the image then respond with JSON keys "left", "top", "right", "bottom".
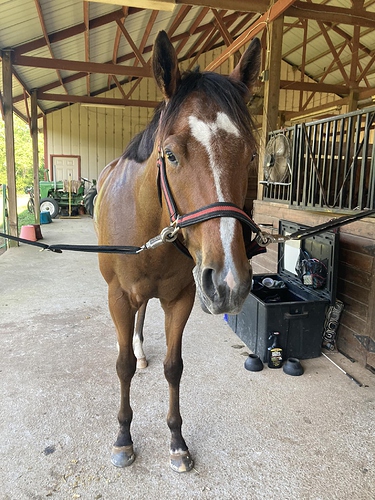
{"left": 156, "top": 150, "right": 266, "bottom": 259}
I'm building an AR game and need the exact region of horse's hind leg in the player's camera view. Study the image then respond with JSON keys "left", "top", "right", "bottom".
{"left": 133, "top": 301, "right": 148, "bottom": 369}
{"left": 108, "top": 284, "right": 137, "bottom": 468}
{"left": 161, "top": 283, "right": 195, "bottom": 473}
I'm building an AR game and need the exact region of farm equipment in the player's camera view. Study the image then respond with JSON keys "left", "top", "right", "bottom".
{"left": 26, "top": 177, "right": 96, "bottom": 218}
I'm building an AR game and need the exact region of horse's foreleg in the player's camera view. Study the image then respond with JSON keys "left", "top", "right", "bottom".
{"left": 133, "top": 301, "right": 148, "bottom": 369}
{"left": 108, "top": 285, "right": 137, "bottom": 468}
{"left": 161, "top": 284, "right": 195, "bottom": 473}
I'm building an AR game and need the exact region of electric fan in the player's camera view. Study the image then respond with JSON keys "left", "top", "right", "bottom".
{"left": 263, "top": 134, "right": 292, "bottom": 183}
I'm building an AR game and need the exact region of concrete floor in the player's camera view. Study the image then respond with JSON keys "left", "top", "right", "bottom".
{"left": 0, "top": 217, "right": 374, "bottom": 500}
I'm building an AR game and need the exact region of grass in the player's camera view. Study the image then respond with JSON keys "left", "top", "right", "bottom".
{"left": 0, "top": 194, "right": 37, "bottom": 232}
{"left": 17, "top": 209, "right": 36, "bottom": 230}
{"left": 17, "top": 194, "right": 36, "bottom": 231}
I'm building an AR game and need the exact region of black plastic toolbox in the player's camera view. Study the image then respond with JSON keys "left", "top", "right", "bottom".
{"left": 229, "top": 220, "right": 339, "bottom": 361}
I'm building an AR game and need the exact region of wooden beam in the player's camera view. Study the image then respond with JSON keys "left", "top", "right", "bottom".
{"left": 285, "top": 1, "right": 375, "bottom": 28}
{"left": 279, "top": 80, "right": 353, "bottom": 95}
{"left": 37, "top": 92, "right": 159, "bottom": 108}
{"left": 2, "top": 50, "right": 18, "bottom": 244}
{"left": 90, "top": 0, "right": 270, "bottom": 13}
{"left": 34, "top": 0, "right": 68, "bottom": 95}
{"left": 84, "top": 1, "right": 91, "bottom": 95}
{"left": 259, "top": 16, "right": 284, "bottom": 198}
{"left": 283, "top": 97, "right": 349, "bottom": 120}
{"left": 116, "top": 20, "right": 148, "bottom": 67}
{"left": 318, "top": 21, "right": 351, "bottom": 86}
{"left": 31, "top": 90, "right": 40, "bottom": 223}
{"left": 262, "top": 16, "right": 284, "bottom": 134}
{"left": 176, "top": 0, "right": 269, "bottom": 9}
{"left": 12, "top": 10, "right": 242, "bottom": 106}
{"left": 13, "top": 55, "right": 152, "bottom": 78}
{"left": 12, "top": 8, "right": 133, "bottom": 57}
{"left": 206, "top": 0, "right": 298, "bottom": 71}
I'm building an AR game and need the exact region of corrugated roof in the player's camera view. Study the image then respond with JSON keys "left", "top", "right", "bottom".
{"left": 1, "top": 0, "right": 375, "bottom": 124}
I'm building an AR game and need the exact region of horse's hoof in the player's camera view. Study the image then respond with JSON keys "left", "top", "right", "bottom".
{"left": 111, "top": 445, "right": 135, "bottom": 468}
{"left": 136, "top": 357, "right": 148, "bottom": 369}
{"left": 170, "top": 450, "right": 194, "bottom": 473}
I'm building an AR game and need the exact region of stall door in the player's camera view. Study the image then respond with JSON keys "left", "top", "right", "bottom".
{"left": 52, "top": 156, "right": 80, "bottom": 181}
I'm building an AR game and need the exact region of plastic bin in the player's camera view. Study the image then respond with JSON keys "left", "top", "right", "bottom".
{"left": 229, "top": 220, "right": 339, "bottom": 361}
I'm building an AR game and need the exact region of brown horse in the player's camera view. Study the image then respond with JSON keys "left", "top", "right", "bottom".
{"left": 95, "top": 31, "right": 261, "bottom": 472}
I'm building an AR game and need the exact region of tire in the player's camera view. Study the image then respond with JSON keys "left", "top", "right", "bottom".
{"left": 84, "top": 186, "right": 97, "bottom": 217}
{"left": 40, "top": 197, "right": 59, "bottom": 218}
{"left": 27, "top": 198, "right": 35, "bottom": 214}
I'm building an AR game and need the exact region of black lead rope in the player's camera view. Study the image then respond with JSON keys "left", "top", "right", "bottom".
{"left": 272, "top": 208, "right": 375, "bottom": 244}
{"left": 2, "top": 150, "right": 374, "bottom": 255}
{"left": 0, "top": 231, "right": 142, "bottom": 254}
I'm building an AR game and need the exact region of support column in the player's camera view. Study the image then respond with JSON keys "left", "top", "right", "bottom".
{"left": 2, "top": 49, "right": 18, "bottom": 245}
{"left": 258, "top": 16, "right": 284, "bottom": 199}
{"left": 31, "top": 90, "right": 40, "bottom": 223}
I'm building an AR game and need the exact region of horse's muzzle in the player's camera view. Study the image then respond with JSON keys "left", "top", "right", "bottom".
{"left": 193, "top": 264, "right": 252, "bottom": 315}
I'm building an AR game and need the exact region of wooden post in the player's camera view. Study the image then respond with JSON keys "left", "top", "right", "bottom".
{"left": 2, "top": 49, "right": 18, "bottom": 246}
{"left": 31, "top": 90, "right": 40, "bottom": 223}
{"left": 258, "top": 16, "right": 284, "bottom": 199}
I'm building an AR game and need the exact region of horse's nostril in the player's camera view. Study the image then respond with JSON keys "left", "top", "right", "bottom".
{"left": 201, "top": 267, "right": 217, "bottom": 300}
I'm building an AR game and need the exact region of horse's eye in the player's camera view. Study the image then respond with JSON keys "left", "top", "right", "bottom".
{"left": 165, "top": 149, "right": 178, "bottom": 166}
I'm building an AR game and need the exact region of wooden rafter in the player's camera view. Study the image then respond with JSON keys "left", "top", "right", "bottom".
{"left": 318, "top": 21, "right": 351, "bottom": 86}
{"left": 13, "top": 54, "right": 152, "bottom": 78}
{"left": 37, "top": 91, "right": 159, "bottom": 108}
{"left": 300, "top": 43, "right": 348, "bottom": 111}
{"left": 206, "top": 0, "right": 299, "bottom": 71}
{"left": 285, "top": 1, "right": 375, "bottom": 28}
{"left": 177, "top": 7, "right": 210, "bottom": 57}
{"left": 34, "top": 0, "right": 68, "bottom": 98}
{"left": 124, "top": 9, "right": 159, "bottom": 100}
{"left": 84, "top": 1, "right": 90, "bottom": 95}
{"left": 5, "top": 0, "right": 375, "bottom": 121}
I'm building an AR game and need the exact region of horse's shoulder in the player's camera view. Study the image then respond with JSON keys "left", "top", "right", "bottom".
{"left": 97, "top": 158, "right": 120, "bottom": 190}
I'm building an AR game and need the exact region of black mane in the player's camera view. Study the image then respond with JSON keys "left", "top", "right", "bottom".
{"left": 123, "top": 70, "right": 254, "bottom": 164}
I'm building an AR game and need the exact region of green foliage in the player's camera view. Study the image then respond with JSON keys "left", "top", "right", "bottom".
{"left": 17, "top": 209, "right": 36, "bottom": 231}
{"left": 0, "top": 115, "right": 44, "bottom": 193}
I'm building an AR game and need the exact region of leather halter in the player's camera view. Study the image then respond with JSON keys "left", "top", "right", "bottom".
{"left": 156, "top": 146, "right": 267, "bottom": 259}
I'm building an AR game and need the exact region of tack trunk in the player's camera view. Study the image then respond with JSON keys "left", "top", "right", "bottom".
{"left": 228, "top": 220, "right": 339, "bottom": 362}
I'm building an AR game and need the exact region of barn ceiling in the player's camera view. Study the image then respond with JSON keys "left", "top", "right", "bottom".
{"left": 1, "top": 0, "right": 375, "bottom": 124}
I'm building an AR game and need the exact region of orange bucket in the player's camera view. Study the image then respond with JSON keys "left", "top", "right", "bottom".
{"left": 20, "top": 225, "right": 37, "bottom": 242}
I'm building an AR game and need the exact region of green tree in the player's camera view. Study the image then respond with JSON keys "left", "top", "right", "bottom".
{"left": 0, "top": 115, "right": 44, "bottom": 193}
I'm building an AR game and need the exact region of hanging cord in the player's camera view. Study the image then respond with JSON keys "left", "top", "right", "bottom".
{"left": 301, "top": 110, "right": 375, "bottom": 209}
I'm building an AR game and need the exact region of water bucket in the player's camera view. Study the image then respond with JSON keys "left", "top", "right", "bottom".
{"left": 20, "top": 225, "right": 37, "bottom": 242}
{"left": 40, "top": 211, "right": 52, "bottom": 224}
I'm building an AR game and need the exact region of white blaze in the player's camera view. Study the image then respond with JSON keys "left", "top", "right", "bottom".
{"left": 189, "top": 112, "right": 240, "bottom": 290}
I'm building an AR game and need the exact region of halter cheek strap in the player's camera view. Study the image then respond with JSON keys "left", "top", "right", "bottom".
{"left": 156, "top": 147, "right": 267, "bottom": 259}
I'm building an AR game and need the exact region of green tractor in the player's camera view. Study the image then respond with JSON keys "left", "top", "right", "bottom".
{"left": 26, "top": 178, "right": 96, "bottom": 218}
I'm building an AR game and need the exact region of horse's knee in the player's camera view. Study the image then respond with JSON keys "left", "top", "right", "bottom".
{"left": 116, "top": 352, "right": 137, "bottom": 380}
{"left": 164, "top": 358, "right": 183, "bottom": 384}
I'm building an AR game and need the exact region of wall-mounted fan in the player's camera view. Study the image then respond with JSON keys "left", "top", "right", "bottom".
{"left": 263, "top": 134, "right": 292, "bottom": 183}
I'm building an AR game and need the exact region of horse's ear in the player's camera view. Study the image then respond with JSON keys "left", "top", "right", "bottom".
{"left": 152, "top": 31, "right": 181, "bottom": 100}
{"left": 229, "top": 38, "right": 261, "bottom": 92}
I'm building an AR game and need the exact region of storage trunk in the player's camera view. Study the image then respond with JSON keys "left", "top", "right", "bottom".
{"left": 230, "top": 220, "right": 339, "bottom": 361}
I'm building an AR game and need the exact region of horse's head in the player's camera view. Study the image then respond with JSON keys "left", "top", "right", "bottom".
{"left": 152, "top": 31, "right": 261, "bottom": 315}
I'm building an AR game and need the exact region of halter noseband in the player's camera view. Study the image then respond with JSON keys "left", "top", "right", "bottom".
{"left": 156, "top": 145, "right": 268, "bottom": 259}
